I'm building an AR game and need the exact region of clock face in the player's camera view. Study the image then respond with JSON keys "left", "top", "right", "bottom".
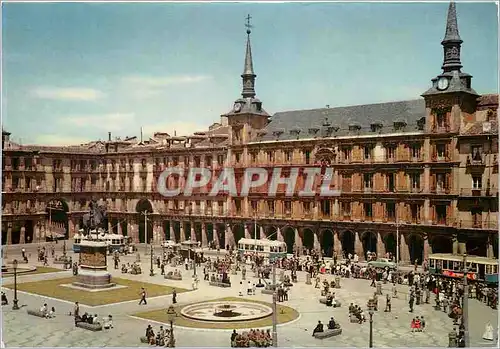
{"left": 437, "top": 77, "right": 449, "bottom": 91}
{"left": 233, "top": 103, "right": 242, "bottom": 112}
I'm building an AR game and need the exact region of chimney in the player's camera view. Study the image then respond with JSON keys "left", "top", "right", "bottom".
{"left": 108, "top": 132, "right": 112, "bottom": 141}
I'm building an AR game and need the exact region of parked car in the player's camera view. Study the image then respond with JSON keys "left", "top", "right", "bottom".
{"left": 368, "top": 258, "right": 397, "bottom": 269}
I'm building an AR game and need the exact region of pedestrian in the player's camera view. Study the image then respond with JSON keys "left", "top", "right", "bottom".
{"left": 139, "top": 287, "right": 147, "bottom": 305}
{"left": 172, "top": 289, "right": 177, "bottom": 304}
{"left": 384, "top": 294, "right": 391, "bottom": 312}
{"left": 161, "top": 263, "right": 165, "bottom": 275}
{"left": 409, "top": 294, "right": 414, "bottom": 313}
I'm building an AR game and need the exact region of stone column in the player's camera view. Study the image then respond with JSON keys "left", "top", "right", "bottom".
{"left": 313, "top": 231, "right": 321, "bottom": 252}
{"left": 333, "top": 231, "right": 342, "bottom": 256}
{"left": 108, "top": 220, "right": 113, "bottom": 233}
{"left": 201, "top": 223, "right": 208, "bottom": 247}
{"left": 244, "top": 224, "right": 251, "bottom": 239}
{"left": 487, "top": 235, "right": 494, "bottom": 258}
{"left": 225, "top": 225, "right": 233, "bottom": 248}
{"left": 180, "top": 222, "right": 185, "bottom": 242}
{"left": 376, "top": 232, "right": 385, "bottom": 258}
{"left": 131, "top": 223, "right": 139, "bottom": 243}
{"left": 117, "top": 221, "right": 122, "bottom": 235}
{"left": 259, "top": 226, "right": 265, "bottom": 239}
{"left": 400, "top": 234, "right": 410, "bottom": 263}
{"left": 277, "top": 227, "right": 284, "bottom": 242}
{"left": 169, "top": 222, "right": 175, "bottom": 242}
{"left": 190, "top": 223, "right": 196, "bottom": 241}
{"left": 294, "top": 228, "right": 303, "bottom": 255}
{"left": 354, "top": 232, "right": 363, "bottom": 260}
{"left": 423, "top": 234, "right": 431, "bottom": 261}
{"left": 157, "top": 222, "right": 164, "bottom": 244}
{"left": 20, "top": 225, "right": 26, "bottom": 244}
{"left": 214, "top": 223, "right": 220, "bottom": 248}
{"left": 34, "top": 223, "right": 40, "bottom": 242}
{"left": 7, "top": 223, "right": 12, "bottom": 245}
{"left": 452, "top": 234, "right": 458, "bottom": 255}
{"left": 127, "top": 221, "right": 132, "bottom": 238}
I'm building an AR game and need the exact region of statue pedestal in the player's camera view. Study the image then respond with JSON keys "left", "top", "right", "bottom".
{"left": 72, "top": 241, "right": 115, "bottom": 289}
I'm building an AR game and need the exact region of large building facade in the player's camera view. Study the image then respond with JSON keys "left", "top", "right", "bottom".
{"left": 2, "top": 3, "right": 498, "bottom": 263}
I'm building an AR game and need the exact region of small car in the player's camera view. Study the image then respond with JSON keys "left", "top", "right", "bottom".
{"left": 368, "top": 258, "right": 397, "bottom": 269}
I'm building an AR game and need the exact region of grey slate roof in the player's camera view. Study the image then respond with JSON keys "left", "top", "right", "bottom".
{"left": 257, "top": 99, "right": 426, "bottom": 141}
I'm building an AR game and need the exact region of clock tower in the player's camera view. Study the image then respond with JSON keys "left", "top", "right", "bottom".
{"left": 421, "top": 1, "right": 479, "bottom": 134}
{"left": 223, "top": 15, "right": 269, "bottom": 145}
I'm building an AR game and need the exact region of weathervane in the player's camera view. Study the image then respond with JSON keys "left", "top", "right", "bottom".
{"left": 245, "top": 14, "right": 253, "bottom": 34}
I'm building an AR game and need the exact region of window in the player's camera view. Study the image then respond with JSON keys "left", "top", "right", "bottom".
{"left": 436, "top": 205, "right": 447, "bottom": 224}
{"left": 251, "top": 153, "right": 257, "bottom": 164}
{"left": 436, "top": 110, "right": 446, "bottom": 128}
{"left": 284, "top": 151, "right": 292, "bottom": 163}
{"left": 305, "top": 150, "right": 311, "bottom": 164}
{"left": 471, "top": 145, "right": 482, "bottom": 162}
{"left": 411, "top": 204, "right": 420, "bottom": 222}
{"left": 342, "top": 148, "right": 351, "bottom": 162}
{"left": 251, "top": 201, "right": 258, "bottom": 212}
{"left": 267, "top": 200, "right": 275, "bottom": 214}
{"left": 235, "top": 153, "right": 241, "bottom": 163}
{"left": 364, "top": 203, "right": 373, "bottom": 219}
{"left": 386, "top": 146, "right": 395, "bottom": 160}
{"left": 436, "top": 173, "right": 445, "bottom": 190}
{"left": 194, "top": 156, "right": 201, "bottom": 167}
{"left": 364, "top": 145, "right": 373, "bottom": 160}
{"left": 341, "top": 202, "right": 351, "bottom": 216}
{"left": 206, "top": 156, "right": 212, "bottom": 167}
{"left": 217, "top": 155, "right": 225, "bottom": 166}
{"left": 472, "top": 176, "right": 482, "bottom": 189}
{"left": 234, "top": 199, "right": 242, "bottom": 214}
{"left": 303, "top": 202, "right": 311, "bottom": 213}
{"left": 284, "top": 201, "right": 292, "bottom": 214}
{"left": 410, "top": 173, "right": 420, "bottom": 190}
{"left": 386, "top": 203, "right": 396, "bottom": 220}
{"left": 172, "top": 157, "right": 178, "bottom": 166}
{"left": 364, "top": 173, "right": 373, "bottom": 189}
{"left": 267, "top": 151, "right": 274, "bottom": 163}
{"left": 436, "top": 144, "right": 446, "bottom": 159}
{"left": 387, "top": 173, "right": 395, "bottom": 192}
{"left": 321, "top": 200, "right": 331, "bottom": 215}
{"left": 411, "top": 144, "right": 421, "bottom": 159}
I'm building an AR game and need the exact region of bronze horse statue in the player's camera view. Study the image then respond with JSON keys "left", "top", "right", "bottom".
{"left": 81, "top": 200, "right": 107, "bottom": 237}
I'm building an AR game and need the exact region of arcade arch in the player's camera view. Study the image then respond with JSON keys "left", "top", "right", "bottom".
{"left": 136, "top": 199, "right": 153, "bottom": 243}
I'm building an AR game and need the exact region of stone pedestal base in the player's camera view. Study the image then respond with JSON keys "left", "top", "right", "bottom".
{"left": 72, "top": 269, "right": 115, "bottom": 289}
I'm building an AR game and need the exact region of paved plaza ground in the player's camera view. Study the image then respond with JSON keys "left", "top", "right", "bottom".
{"left": 1, "top": 243, "right": 498, "bottom": 347}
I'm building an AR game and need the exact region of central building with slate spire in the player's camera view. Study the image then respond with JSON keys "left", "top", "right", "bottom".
{"left": 1, "top": 4, "right": 498, "bottom": 265}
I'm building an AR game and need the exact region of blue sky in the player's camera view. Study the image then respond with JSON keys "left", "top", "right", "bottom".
{"left": 2, "top": 2, "right": 498, "bottom": 145}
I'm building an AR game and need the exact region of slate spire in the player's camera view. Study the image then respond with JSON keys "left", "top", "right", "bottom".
{"left": 241, "top": 14, "right": 256, "bottom": 98}
{"left": 441, "top": 1, "right": 463, "bottom": 72}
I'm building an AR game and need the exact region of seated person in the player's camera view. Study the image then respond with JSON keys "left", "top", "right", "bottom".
{"left": 93, "top": 314, "right": 99, "bottom": 324}
{"left": 348, "top": 303, "right": 355, "bottom": 314}
{"left": 312, "top": 320, "right": 324, "bottom": 335}
{"left": 231, "top": 330, "right": 238, "bottom": 347}
{"left": 81, "top": 313, "right": 88, "bottom": 323}
{"left": 87, "top": 314, "right": 94, "bottom": 324}
{"left": 326, "top": 294, "right": 333, "bottom": 307}
{"left": 1, "top": 292, "right": 8, "bottom": 305}
{"left": 47, "top": 306, "right": 56, "bottom": 318}
{"left": 40, "top": 303, "right": 48, "bottom": 315}
{"left": 328, "top": 317, "right": 339, "bottom": 330}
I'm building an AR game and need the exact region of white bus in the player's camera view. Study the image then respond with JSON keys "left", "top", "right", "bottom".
{"left": 72, "top": 229, "right": 125, "bottom": 253}
{"left": 237, "top": 238, "right": 287, "bottom": 261}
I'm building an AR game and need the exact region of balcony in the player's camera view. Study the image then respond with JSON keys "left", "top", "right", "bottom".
{"left": 456, "top": 219, "right": 498, "bottom": 230}
{"left": 466, "top": 155, "right": 485, "bottom": 168}
{"left": 410, "top": 186, "right": 422, "bottom": 194}
{"left": 433, "top": 125, "right": 450, "bottom": 133}
{"left": 431, "top": 186, "right": 452, "bottom": 195}
{"left": 433, "top": 217, "right": 448, "bottom": 226}
{"left": 459, "top": 188, "right": 498, "bottom": 197}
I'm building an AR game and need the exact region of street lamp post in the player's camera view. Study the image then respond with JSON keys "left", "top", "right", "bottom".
{"left": 150, "top": 244, "right": 154, "bottom": 277}
{"left": 192, "top": 249, "right": 197, "bottom": 278}
{"left": 12, "top": 259, "right": 19, "bottom": 310}
{"left": 368, "top": 299, "right": 375, "bottom": 348}
{"left": 166, "top": 305, "right": 177, "bottom": 347}
{"left": 462, "top": 253, "right": 470, "bottom": 347}
{"left": 271, "top": 262, "right": 278, "bottom": 347}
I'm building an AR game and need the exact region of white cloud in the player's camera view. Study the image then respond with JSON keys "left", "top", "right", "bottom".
{"left": 61, "top": 113, "right": 136, "bottom": 131}
{"left": 143, "top": 121, "right": 209, "bottom": 138}
{"left": 34, "top": 134, "right": 92, "bottom": 146}
{"left": 122, "top": 75, "right": 212, "bottom": 87}
{"left": 31, "top": 87, "right": 105, "bottom": 101}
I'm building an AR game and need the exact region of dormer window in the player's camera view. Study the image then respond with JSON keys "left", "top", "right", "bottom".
{"left": 417, "top": 117, "right": 425, "bottom": 131}
{"left": 393, "top": 119, "right": 407, "bottom": 131}
{"left": 272, "top": 129, "right": 284, "bottom": 138}
{"left": 290, "top": 127, "right": 301, "bottom": 139}
{"left": 255, "top": 102, "right": 262, "bottom": 112}
{"left": 309, "top": 127, "right": 320, "bottom": 136}
{"left": 487, "top": 109, "right": 495, "bottom": 121}
{"left": 370, "top": 122, "right": 383, "bottom": 133}
{"left": 348, "top": 123, "right": 361, "bottom": 132}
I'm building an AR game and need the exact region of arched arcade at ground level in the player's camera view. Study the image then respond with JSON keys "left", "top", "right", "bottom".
{"left": 2, "top": 199, "right": 497, "bottom": 263}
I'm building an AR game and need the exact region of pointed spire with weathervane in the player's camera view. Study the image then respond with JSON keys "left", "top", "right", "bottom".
{"left": 241, "top": 14, "right": 256, "bottom": 98}
{"left": 441, "top": 1, "right": 463, "bottom": 73}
